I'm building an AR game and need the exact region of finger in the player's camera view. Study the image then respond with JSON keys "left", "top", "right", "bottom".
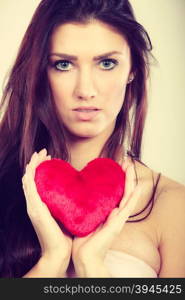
{"left": 26, "top": 153, "right": 39, "bottom": 178}
{"left": 106, "top": 207, "right": 119, "bottom": 222}
{"left": 28, "top": 149, "right": 49, "bottom": 166}
{"left": 38, "top": 148, "right": 47, "bottom": 157}
{"left": 35, "top": 148, "right": 47, "bottom": 166}
{"left": 23, "top": 174, "right": 47, "bottom": 211}
{"left": 118, "top": 184, "right": 143, "bottom": 221}
{"left": 119, "top": 163, "right": 136, "bottom": 209}
{"left": 23, "top": 150, "right": 51, "bottom": 188}
{"left": 122, "top": 157, "right": 131, "bottom": 172}
{"left": 101, "top": 207, "right": 120, "bottom": 233}
{"left": 94, "top": 214, "right": 122, "bottom": 245}
{"left": 22, "top": 174, "right": 28, "bottom": 191}
{"left": 28, "top": 149, "right": 49, "bottom": 177}
{"left": 23, "top": 157, "right": 42, "bottom": 196}
{"left": 94, "top": 162, "right": 136, "bottom": 235}
{"left": 29, "top": 151, "right": 38, "bottom": 164}
{"left": 25, "top": 152, "right": 37, "bottom": 172}
{"left": 103, "top": 184, "right": 143, "bottom": 233}
{"left": 37, "top": 149, "right": 52, "bottom": 167}
{"left": 124, "top": 163, "right": 137, "bottom": 198}
{"left": 22, "top": 152, "right": 52, "bottom": 212}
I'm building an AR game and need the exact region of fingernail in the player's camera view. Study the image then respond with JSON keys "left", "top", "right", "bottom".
{"left": 40, "top": 148, "right": 47, "bottom": 154}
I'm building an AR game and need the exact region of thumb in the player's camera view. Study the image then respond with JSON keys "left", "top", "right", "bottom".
{"left": 118, "top": 184, "right": 144, "bottom": 221}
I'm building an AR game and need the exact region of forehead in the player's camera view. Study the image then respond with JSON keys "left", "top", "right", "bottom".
{"left": 49, "top": 20, "right": 130, "bottom": 57}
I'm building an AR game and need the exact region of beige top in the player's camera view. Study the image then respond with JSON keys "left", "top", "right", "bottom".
{"left": 67, "top": 249, "right": 157, "bottom": 278}
{"left": 104, "top": 249, "right": 157, "bottom": 278}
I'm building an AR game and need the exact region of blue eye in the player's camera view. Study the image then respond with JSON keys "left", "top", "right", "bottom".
{"left": 51, "top": 58, "right": 118, "bottom": 72}
{"left": 54, "top": 60, "right": 72, "bottom": 71}
{"left": 100, "top": 59, "right": 118, "bottom": 70}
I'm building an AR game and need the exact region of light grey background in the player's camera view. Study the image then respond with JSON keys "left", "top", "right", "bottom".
{"left": 0, "top": 0, "right": 185, "bottom": 184}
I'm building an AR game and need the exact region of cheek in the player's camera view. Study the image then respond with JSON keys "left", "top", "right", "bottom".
{"left": 101, "top": 69, "right": 127, "bottom": 99}
{"left": 105, "top": 80, "right": 126, "bottom": 109}
{"left": 48, "top": 75, "right": 71, "bottom": 106}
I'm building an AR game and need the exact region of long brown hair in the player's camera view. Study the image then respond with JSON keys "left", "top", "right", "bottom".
{"left": 0, "top": 0, "right": 154, "bottom": 277}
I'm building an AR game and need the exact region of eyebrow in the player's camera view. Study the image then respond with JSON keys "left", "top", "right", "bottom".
{"left": 49, "top": 51, "right": 123, "bottom": 61}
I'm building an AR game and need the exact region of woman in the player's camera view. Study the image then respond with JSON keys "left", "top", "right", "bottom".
{"left": 0, "top": 0, "right": 185, "bottom": 278}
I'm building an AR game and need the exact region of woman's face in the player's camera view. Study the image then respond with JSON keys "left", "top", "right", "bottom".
{"left": 47, "top": 20, "right": 132, "bottom": 139}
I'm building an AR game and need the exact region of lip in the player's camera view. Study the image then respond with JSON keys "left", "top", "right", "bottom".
{"left": 73, "top": 106, "right": 100, "bottom": 111}
{"left": 72, "top": 107, "right": 101, "bottom": 121}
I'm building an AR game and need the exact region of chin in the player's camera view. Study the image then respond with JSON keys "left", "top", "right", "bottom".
{"left": 67, "top": 126, "right": 103, "bottom": 139}
{"left": 72, "top": 130, "right": 98, "bottom": 138}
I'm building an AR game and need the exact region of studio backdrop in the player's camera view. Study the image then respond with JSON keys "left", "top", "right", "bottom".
{"left": 0, "top": 0, "right": 185, "bottom": 185}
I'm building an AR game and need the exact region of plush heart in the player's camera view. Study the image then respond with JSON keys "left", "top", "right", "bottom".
{"left": 35, "top": 158, "right": 126, "bottom": 237}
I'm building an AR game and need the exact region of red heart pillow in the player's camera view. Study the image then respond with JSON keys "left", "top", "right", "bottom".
{"left": 35, "top": 158, "right": 126, "bottom": 237}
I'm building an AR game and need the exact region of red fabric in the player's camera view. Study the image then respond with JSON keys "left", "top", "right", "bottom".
{"left": 35, "top": 158, "right": 126, "bottom": 237}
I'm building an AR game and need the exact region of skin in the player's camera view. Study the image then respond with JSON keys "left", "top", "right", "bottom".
{"left": 22, "top": 20, "right": 138, "bottom": 277}
{"left": 47, "top": 20, "right": 132, "bottom": 138}
{"left": 22, "top": 20, "right": 185, "bottom": 277}
{"left": 47, "top": 20, "right": 133, "bottom": 169}
{"left": 22, "top": 149, "right": 142, "bottom": 277}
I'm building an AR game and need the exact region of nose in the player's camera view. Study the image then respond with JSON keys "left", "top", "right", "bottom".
{"left": 74, "top": 68, "right": 97, "bottom": 101}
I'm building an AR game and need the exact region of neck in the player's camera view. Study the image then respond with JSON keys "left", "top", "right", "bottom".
{"left": 65, "top": 129, "right": 124, "bottom": 171}
{"left": 67, "top": 138, "right": 107, "bottom": 171}
{"left": 66, "top": 130, "right": 113, "bottom": 170}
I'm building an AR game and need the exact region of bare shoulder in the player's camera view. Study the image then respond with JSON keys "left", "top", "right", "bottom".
{"left": 152, "top": 171, "right": 185, "bottom": 216}
{"left": 130, "top": 156, "right": 185, "bottom": 196}
{"left": 128, "top": 157, "right": 185, "bottom": 218}
{"left": 126, "top": 157, "right": 185, "bottom": 276}
{"left": 150, "top": 173, "right": 185, "bottom": 277}
{"left": 153, "top": 173, "right": 185, "bottom": 232}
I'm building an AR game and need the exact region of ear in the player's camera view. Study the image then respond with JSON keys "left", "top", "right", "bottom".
{"left": 127, "top": 72, "right": 135, "bottom": 84}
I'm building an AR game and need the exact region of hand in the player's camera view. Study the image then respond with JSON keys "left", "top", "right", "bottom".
{"left": 72, "top": 159, "right": 143, "bottom": 276}
{"left": 22, "top": 149, "right": 72, "bottom": 275}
